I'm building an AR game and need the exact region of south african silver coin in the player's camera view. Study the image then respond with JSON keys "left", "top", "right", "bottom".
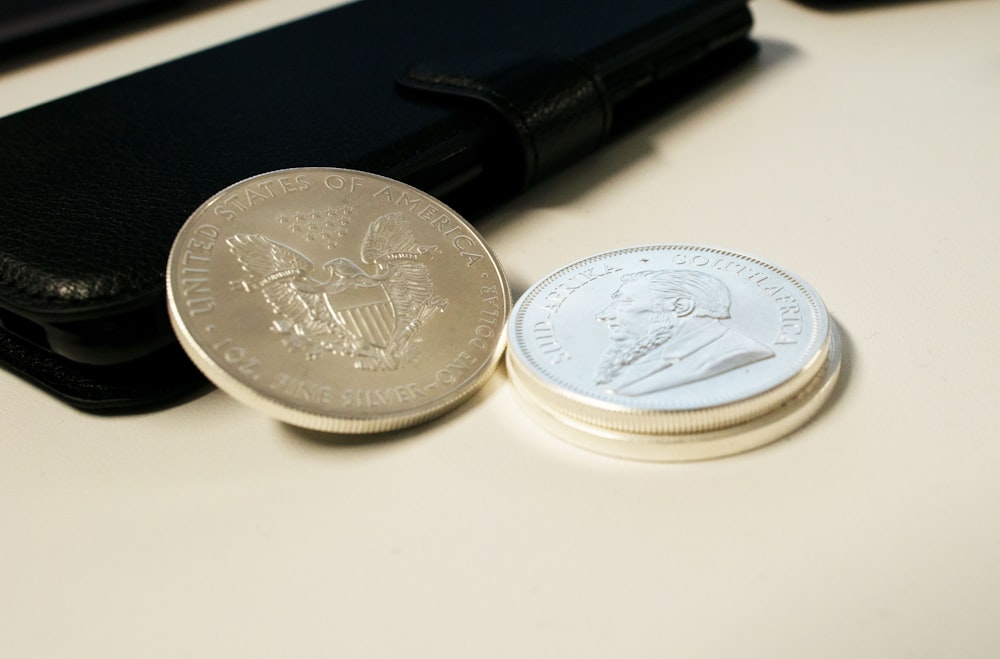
{"left": 166, "top": 168, "right": 510, "bottom": 433}
{"left": 506, "top": 245, "right": 839, "bottom": 459}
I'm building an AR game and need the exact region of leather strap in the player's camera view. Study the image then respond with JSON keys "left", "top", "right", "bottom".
{"left": 398, "top": 53, "right": 612, "bottom": 189}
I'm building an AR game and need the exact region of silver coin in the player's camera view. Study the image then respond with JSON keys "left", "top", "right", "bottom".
{"left": 506, "top": 245, "right": 840, "bottom": 460}
{"left": 166, "top": 168, "right": 510, "bottom": 433}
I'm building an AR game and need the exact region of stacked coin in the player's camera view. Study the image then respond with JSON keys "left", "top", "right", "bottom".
{"left": 166, "top": 168, "right": 510, "bottom": 433}
{"left": 506, "top": 245, "right": 841, "bottom": 461}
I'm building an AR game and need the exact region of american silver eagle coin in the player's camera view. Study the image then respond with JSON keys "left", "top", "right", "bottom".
{"left": 506, "top": 245, "right": 841, "bottom": 461}
{"left": 167, "top": 168, "right": 510, "bottom": 433}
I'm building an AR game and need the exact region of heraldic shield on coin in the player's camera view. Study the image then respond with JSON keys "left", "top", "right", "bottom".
{"left": 167, "top": 168, "right": 510, "bottom": 433}
{"left": 506, "top": 245, "right": 841, "bottom": 461}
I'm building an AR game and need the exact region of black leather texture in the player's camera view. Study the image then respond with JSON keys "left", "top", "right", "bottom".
{"left": 0, "top": 322, "right": 210, "bottom": 413}
{"left": 399, "top": 54, "right": 612, "bottom": 189}
{"left": 0, "top": 0, "right": 754, "bottom": 411}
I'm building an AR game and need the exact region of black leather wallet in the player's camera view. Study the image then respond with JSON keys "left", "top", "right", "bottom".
{"left": 0, "top": 0, "right": 756, "bottom": 412}
{"left": 0, "top": 0, "right": 181, "bottom": 53}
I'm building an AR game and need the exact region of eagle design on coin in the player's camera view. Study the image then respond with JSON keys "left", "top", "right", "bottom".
{"left": 227, "top": 212, "right": 447, "bottom": 370}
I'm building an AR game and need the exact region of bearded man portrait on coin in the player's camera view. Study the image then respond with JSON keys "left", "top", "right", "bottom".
{"left": 595, "top": 270, "right": 775, "bottom": 396}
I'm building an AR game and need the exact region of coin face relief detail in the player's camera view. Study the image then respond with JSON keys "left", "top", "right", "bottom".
{"left": 506, "top": 245, "right": 840, "bottom": 460}
{"left": 226, "top": 214, "right": 448, "bottom": 371}
{"left": 167, "top": 168, "right": 510, "bottom": 433}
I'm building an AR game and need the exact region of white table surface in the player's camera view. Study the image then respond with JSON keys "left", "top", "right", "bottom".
{"left": 3, "top": 0, "right": 1000, "bottom": 656}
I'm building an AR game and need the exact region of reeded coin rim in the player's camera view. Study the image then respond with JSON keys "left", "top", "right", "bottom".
{"left": 166, "top": 167, "right": 510, "bottom": 434}
{"left": 169, "top": 307, "right": 509, "bottom": 434}
{"left": 507, "top": 331, "right": 830, "bottom": 434}
{"left": 506, "top": 244, "right": 832, "bottom": 435}
{"left": 510, "top": 323, "right": 842, "bottom": 462}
